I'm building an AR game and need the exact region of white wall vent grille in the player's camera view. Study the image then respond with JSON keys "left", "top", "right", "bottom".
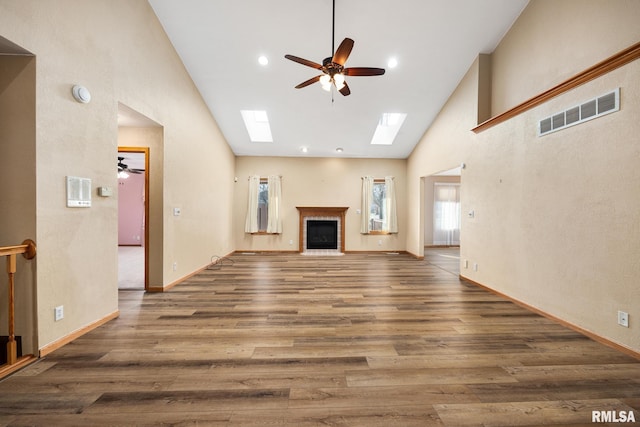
{"left": 538, "top": 88, "right": 619, "bottom": 136}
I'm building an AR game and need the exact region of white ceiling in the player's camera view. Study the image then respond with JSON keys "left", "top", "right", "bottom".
{"left": 147, "top": 0, "right": 528, "bottom": 159}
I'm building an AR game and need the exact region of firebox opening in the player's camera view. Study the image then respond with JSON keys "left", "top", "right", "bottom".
{"left": 306, "top": 220, "right": 338, "bottom": 250}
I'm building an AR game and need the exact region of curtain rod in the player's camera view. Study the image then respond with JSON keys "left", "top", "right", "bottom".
{"left": 248, "top": 175, "right": 283, "bottom": 180}
{"left": 361, "top": 176, "right": 395, "bottom": 179}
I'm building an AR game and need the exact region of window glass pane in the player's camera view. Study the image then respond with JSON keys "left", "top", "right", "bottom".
{"left": 258, "top": 182, "right": 268, "bottom": 231}
{"left": 370, "top": 182, "right": 386, "bottom": 231}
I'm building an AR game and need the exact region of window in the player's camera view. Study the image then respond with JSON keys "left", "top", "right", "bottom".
{"left": 245, "top": 175, "right": 282, "bottom": 234}
{"left": 257, "top": 179, "right": 269, "bottom": 231}
{"left": 361, "top": 176, "right": 397, "bottom": 234}
{"left": 369, "top": 180, "right": 386, "bottom": 231}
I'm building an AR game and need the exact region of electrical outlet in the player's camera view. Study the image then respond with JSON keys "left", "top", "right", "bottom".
{"left": 54, "top": 305, "right": 64, "bottom": 322}
{"left": 473, "top": 263, "right": 478, "bottom": 272}
{"left": 464, "top": 260, "right": 469, "bottom": 269}
{"left": 172, "top": 262, "right": 177, "bottom": 271}
{"left": 618, "top": 311, "right": 629, "bottom": 327}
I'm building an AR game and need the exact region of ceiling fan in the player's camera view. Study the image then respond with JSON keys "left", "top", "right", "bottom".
{"left": 118, "top": 156, "right": 144, "bottom": 175}
{"left": 284, "top": 0, "right": 385, "bottom": 96}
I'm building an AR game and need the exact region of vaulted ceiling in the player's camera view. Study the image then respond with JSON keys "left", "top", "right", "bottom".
{"left": 148, "top": 0, "right": 529, "bottom": 158}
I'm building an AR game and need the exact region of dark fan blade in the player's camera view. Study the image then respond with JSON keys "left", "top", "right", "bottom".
{"left": 344, "top": 67, "right": 386, "bottom": 76}
{"left": 339, "top": 81, "right": 351, "bottom": 96}
{"left": 295, "top": 75, "right": 322, "bottom": 89}
{"left": 284, "top": 55, "right": 323, "bottom": 70}
{"left": 128, "top": 169, "right": 144, "bottom": 174}
{"left": 332, "top": 38, "right": 354, "bottom": 66}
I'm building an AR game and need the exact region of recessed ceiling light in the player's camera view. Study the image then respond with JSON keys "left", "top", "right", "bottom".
{"left": 335, "top": 147, "right": 343, "bottom": 153}
{"left": 240, "top": 110, "right": 273, "bottom": 142}
{"left": 258, "top": 55, "right": 269, "bottom": 66}
{"left": 388, "top": 57, "right": 398, "bottom": 69}
{"left": 371, "top": 113, "right": 407, "bottom": 145}
{"left": 300, "top": 146, "right": 308, "bottom": 153}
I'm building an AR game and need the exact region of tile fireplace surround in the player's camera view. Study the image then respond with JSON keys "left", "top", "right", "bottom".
{"left": 296, "top": 207, "right": 348, "bottom": 254}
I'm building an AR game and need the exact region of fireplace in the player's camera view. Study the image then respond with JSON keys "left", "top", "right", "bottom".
{"left": 296, "top": 207, "right": 348, "bottom": 254}
{"left": 306, "top": 220, "right": 338, "bottom": 250}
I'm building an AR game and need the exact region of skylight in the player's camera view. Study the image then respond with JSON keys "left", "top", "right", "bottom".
{"left": 370, "top": 113, "right": 406, "bottom": 145}
{"left": 240, "top": 110, "right": 273, "bottom": 142}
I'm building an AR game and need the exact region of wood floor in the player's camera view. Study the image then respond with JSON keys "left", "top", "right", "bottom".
{"left": 1, "top": 251, "right": 639, "bottom": 426}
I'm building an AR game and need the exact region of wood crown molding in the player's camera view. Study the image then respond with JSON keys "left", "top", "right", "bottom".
{"left": 472, "top": 41, "right": 640, "bottom": 133}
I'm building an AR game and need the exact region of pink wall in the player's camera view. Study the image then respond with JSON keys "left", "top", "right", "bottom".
{"left": 118, "top": 173, "right": 145, "bottom": 245}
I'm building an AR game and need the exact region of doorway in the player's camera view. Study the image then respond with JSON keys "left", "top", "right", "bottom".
{"left": 423, "top": 167, "right": 461, "bottom": 248}
{"left": 117, "top": 103, "right": 164, "bottom": 292}
{"left": 117, "top": 148, "right": 149, "bottom": 290}
{"left": 422, "top": 166, "right": 462, "bottom": 276}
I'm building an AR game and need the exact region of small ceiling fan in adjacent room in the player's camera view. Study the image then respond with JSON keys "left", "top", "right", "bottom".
{"left": 117, "top": 156, "right": 144, "bottom": 178}
{"left": 284, "top": 0, "right": 385, "bottom": 96}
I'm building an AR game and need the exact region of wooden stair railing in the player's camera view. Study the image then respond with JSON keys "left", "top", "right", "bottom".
{"left": 0, "top": 239, "right": 36, "bottom": 377}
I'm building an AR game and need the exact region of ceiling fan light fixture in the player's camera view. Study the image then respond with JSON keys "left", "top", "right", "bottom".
{"left": 320, "top": 74, "right": 332, "bottom": 91}
{"left": 284, "top": 1, "right": 384, "bottom": 97}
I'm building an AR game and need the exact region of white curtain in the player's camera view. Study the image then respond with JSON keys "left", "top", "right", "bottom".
{"left": 360, "top": 176, "right": 373, "bottom": 233}
{"left": 244, "top": 175, "right": 260, "bottom": 233}
{"left": 433, "top": 183, "right": 461, "bottom": 245}
{"left": 385, "top": 176, "right": 398, "bottom": 233}
{"left": 266, "top": 175, "right": 282, "bottom": 234}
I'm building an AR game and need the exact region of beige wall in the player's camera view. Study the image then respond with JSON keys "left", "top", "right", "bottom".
{"left": 0, "top": 0, "right": 235, "bottom": 350}
{"left": 407, "top": 0, "right": 640, "bottom": 352}
{"left": 491, "top": 0, "right": 640, "bottom": 115}
{"left": 234, "top": 157, "right": 407, "bottom": 253}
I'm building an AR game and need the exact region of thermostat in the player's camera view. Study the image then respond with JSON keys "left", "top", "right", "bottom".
{"left": 98, "top": 186, "right": 113, "bottom": 197}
